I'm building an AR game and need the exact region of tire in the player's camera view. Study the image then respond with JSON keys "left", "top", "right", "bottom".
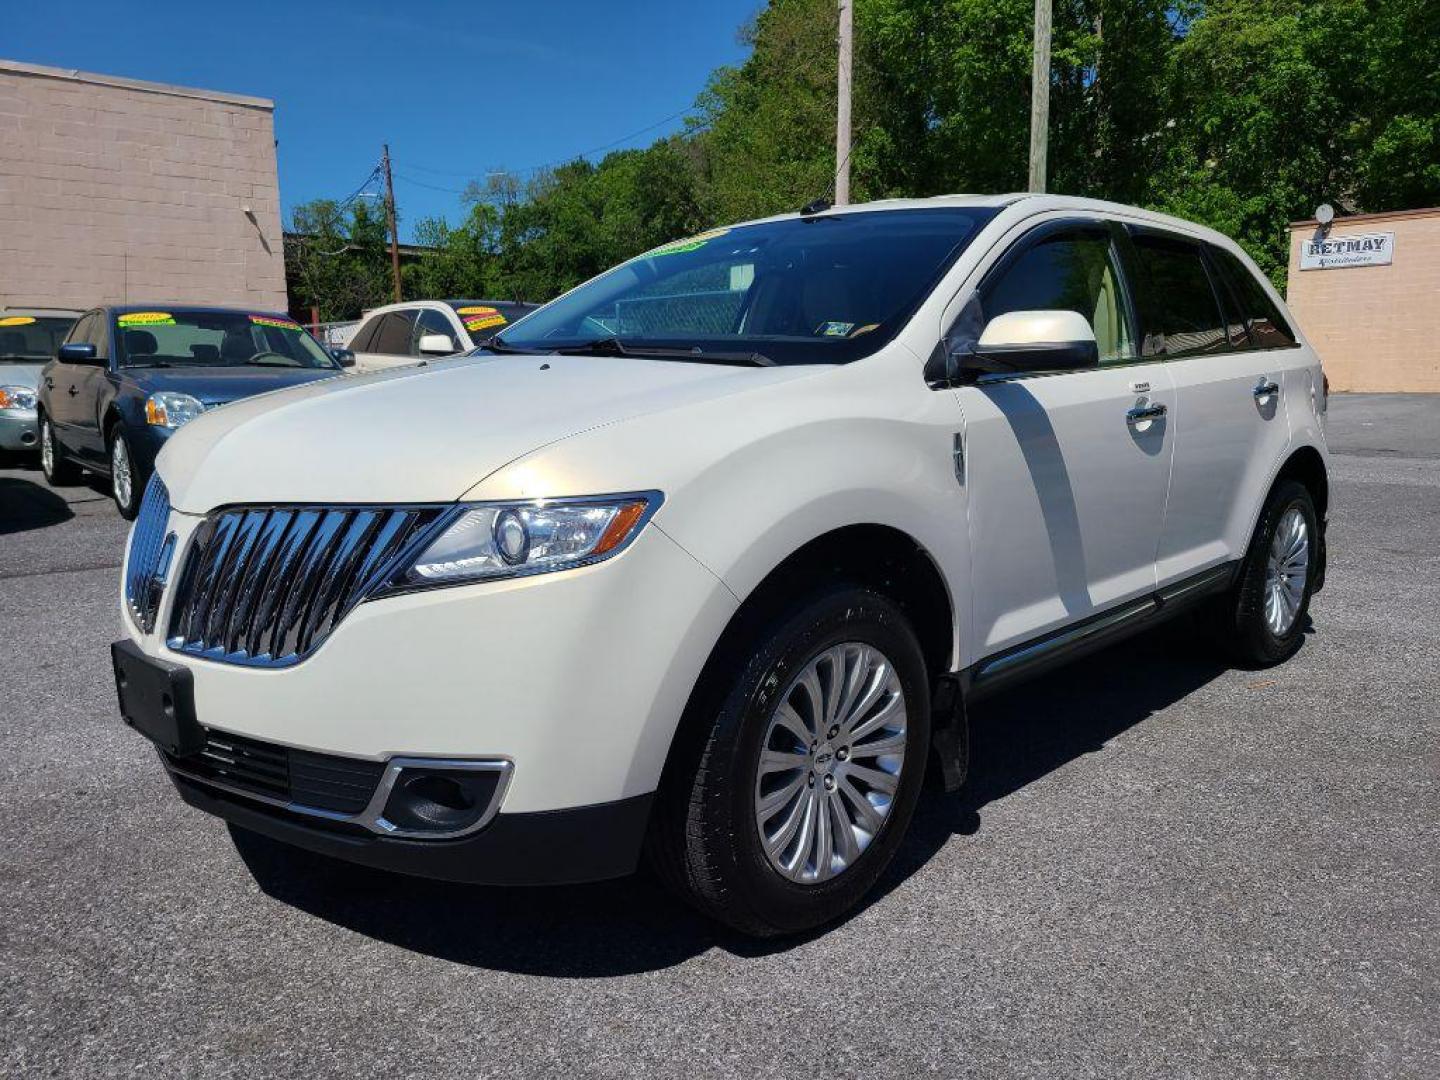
{"left": 649, "top": 585, "right": 931, "bottom": 937}
{"left": 39, "top": 415, "right": 82, "bottom": 486}
{"left": 108, "top": 425, "right": 144, "bottom": 520}
{"left": 1213, "top": 479, "right": 1319, "bottom": 666}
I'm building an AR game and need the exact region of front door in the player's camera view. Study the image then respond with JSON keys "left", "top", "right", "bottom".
{"left": 956, "top": 221, "right": 1177, "bottom": 657}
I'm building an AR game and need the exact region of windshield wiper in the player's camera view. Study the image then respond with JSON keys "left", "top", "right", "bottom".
{"left": 478, "top": 335, "right": 529, "bottom": 354}
{"left": 123, "top": 361, "right": 173, "bottom": 369}
{"left": 554, "top": 337, "right": 776, "bottom": 367}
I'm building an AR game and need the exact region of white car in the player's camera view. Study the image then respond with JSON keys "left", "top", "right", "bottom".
{"left": 343, "top": 299, "right": 539, "bottom": 372}
{"left": 112, "top": 195, "right": 1329, "bottom": 936}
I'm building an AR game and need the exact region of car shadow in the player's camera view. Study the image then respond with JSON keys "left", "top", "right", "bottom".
{"left": 0, "top": 476, "right": 75, "bottom": 534}
{"left": 230, "top": 619, "right": 1243, "bottom": 977}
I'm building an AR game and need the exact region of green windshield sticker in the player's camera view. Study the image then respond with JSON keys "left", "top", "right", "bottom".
{"left": 118, "top": 311, "right": 176, "bottom": 327}
{"left": 820, "top": 321, "right": 855, "bottom": 337}
{"left": 648, "top": 228, "right": 730, "bottom": 258}
{"left": 250, "top": 315, "right": 302, "bottom": 331}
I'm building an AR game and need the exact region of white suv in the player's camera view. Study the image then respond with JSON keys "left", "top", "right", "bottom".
{"left": 343, "top": 299, "right": 539, "bottom": 372}
{"left": 112, "top": 195, "right": 1329, "bottom": 936}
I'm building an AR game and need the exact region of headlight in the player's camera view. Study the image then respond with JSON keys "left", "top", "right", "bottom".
{"left": 0, "top": 385, "right": 38, "bottom": 411}
{"left": 145, "top": 391, "right": 205, "bottom": 429}
{"left": 392, "top": 492, "right": 662, "bottom": 590}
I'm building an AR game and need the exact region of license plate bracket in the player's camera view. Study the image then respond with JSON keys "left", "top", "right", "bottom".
{"left": 111, "top": 639, "right": 203, "bottom": 757}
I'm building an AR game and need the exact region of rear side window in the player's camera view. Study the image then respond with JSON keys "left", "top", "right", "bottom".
{"left": 1131, "top": 234, "right": 1226, "bottom": 357}
{"left": 1209, "top": 247, "right": 1297, "bottom": 349}
{"left": 980, "top": 228, "right": 1136, "bottom": 364}
{"left": 348, "top": 314, "right": 381, "bottom": 353}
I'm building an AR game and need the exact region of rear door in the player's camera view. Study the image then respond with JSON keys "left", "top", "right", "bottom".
{"left": 1132, "top": 230, "right": 1296, "bottom": 584}
{"left": 957, "top": 218, "right": 1177, "bottom": 656}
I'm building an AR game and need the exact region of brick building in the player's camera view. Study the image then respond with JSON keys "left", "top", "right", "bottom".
{"left": 0, "top": 59, "right": 285, "bottom": 312}
{"left": 1287, "top": 207, "right": 1440, "bottom": 393}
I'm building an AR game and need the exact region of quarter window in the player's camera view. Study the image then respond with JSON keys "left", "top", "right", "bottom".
{"left": 981, "top": 229, "right": 1136, "bottom": 364}
{"left": 1131, "top": 234, "right": 1226, "bottom": 357}
{"left": 1209, "top": 247, "right": 1297, "bottom": 349}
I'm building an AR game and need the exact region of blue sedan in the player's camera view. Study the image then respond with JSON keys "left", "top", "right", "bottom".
{"left": 38, "top": 306, "right": 349, "bottom": 518}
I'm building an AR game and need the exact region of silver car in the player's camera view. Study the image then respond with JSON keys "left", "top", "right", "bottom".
{"left": 0, "top": 308, "right": 81, "bottom": 453}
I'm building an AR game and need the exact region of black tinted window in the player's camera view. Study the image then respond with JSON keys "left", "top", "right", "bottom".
{"left": 371, "top": 311, "right": 417, "bottom": 355}
{"left": 349, "top": 314, "right": 382, "bottom": 353}
{"left": 0, "top": 315, "right": 77, "bottom": 360}
{"left": 415, "top": 308, "right": 458, "bottom": 352}
{"left": 1210, "top": 248, "right": 1297, "bottom": 349}
{"left": 981, "top": 229, "right": 1135, "bottom": 364}
{"left": 1132, "top": 234, "right": 1226, "bottom": 356}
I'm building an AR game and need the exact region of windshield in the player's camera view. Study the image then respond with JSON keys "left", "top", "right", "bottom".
{"left": 495, "top": 208, "right": 996, "bottom": 365}
{"left": 114, "top": 310, "right": 339, "bottom": 370}
{"left": 0, "top": 315, "right": 77, "bottom": 362}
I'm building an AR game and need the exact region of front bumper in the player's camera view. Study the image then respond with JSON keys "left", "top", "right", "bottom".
{"left": 123, "top": 514, "right": 737, "bottom": 830}
{"left": 171, "top": 767, "right": 654, "bottom": 885}
{"left": 0, "top": 410, "right": 38, "bottom": 451}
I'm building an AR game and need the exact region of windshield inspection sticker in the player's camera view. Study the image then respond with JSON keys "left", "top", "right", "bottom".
{"left": 118, "top": 311, "right": 176, "bottom": 327}
{"left": 0, "top": 316, "right": 36, "bottom": 327}
{"left": 819, "top": 321, "right": 856, "bottom": 337}
{"left": 648, "top": 228, "right": 730, "bottom": 258}
{"left": 249, "top": 315, "right": 302, "bottom": 330}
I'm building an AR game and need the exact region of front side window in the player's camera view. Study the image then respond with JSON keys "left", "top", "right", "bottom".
{"left": 0, "top": 315, "right": 78, "bottom": 362}
{"left": 980, "top": 228, "right": 1136, "bottom": 364}
{"left": 414, "top": 308, "right": 459, "bottom": 353}
{"left": 113, "top": 311, "right": 338, "bottom": 370}
{"left": 348, "top": 314, "right": 383, "bottom": 353}
{"left": 1132, "top": 234, "right": 1226, "bottom": 357}
{"left": 496, "top": 208, "right": 996, "bottom": 365}
{"left": 369, "top": 310, "right": 418, "bottom": 355}
{"left": 1209, "top": 247, "right": 1297, "bottom": 349}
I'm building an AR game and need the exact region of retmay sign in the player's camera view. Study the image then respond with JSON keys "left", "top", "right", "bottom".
{"left": 1300, "top": 231, "right": 1395, "bottom": 270}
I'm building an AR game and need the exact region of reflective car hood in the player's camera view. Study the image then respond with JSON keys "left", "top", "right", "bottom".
{"left": 0, "top": 361, "right": 45, "bottom": 390}
{"left": 159, "top": 353, "right": 818, "bottom": 513}
{"left": 122, "top": 365, "right": 341, "bottom": 405}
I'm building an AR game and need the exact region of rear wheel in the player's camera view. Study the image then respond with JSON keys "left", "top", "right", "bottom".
{"left": 1212, "top": 479, "right": 1318, "bottom": 665}
{"left": 649, "top": 586, "right": 931, "bottom": 937}
{"left": 108, "top": 425, "right": 143, "bottom": 519}
{"left": 39, "top": 415, "right": 82, "bottom": 485}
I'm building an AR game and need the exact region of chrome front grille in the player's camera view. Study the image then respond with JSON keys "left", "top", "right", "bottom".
{"left": 166, "top": 504, "right": 446, "bottom": 667}
{"left": 124, "top": 476, "right": 173, "bottom": 632}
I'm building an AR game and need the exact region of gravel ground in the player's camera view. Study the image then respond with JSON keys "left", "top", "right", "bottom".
{"left": 1, "top": 393, "right": 1436, "bottom": 1079}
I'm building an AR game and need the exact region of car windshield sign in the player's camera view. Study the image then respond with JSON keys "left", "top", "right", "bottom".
{"left": 495, "top": 207, "right": 996, "bottom": 366}
{"left": 114, "top": 310, "right": 338, "bottom": 370}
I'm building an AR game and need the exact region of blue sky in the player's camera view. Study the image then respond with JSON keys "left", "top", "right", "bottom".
{"left": 7, "top": 0, "right": 758, "bottom": 239}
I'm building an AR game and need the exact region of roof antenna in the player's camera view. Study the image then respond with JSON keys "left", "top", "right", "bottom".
{"left": 800, "top": 132, "right": 856, "bottom": 216}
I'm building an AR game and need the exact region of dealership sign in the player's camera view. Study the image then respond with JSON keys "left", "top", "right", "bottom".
{"left": 1300, "top": 231, "right": 1394, "bottom": 270}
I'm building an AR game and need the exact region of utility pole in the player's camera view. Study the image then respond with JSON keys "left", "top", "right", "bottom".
{"left": 834, "top": 0, "right": 853, "bottom": 206}
{"left": 1027, "top": 0, "right": 1052, "bottom": 193}
{"left": 381, "top": 143, "right": 402, "bottom": 303}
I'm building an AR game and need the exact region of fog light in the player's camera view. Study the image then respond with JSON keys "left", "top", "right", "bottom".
{"left": 378, "top": 764, "right": 505, "bottom": 835}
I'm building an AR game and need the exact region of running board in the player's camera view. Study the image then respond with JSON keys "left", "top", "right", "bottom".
{"left": 964, "top": 562, "right": 1237, "bottom": 701}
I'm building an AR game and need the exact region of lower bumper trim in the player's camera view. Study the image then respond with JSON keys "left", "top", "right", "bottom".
{"left": 170, "top": 770, "right": 654, "bottom": 886}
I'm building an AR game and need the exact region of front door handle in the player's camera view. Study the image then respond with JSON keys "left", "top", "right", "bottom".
{"left": 1126, "top": 402, "right": 1167, "bottom": 425}
{"left": 1253, "top": 379, "right": 1280, "bottom": 399}
{"left": 67, "top": 386, "right": 79, "bottom": 396}
{"left": 45, "top": 377, "right": 54, "bottom": 389}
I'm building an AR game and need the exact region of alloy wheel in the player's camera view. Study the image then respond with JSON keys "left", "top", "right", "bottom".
{"left": 111, "top": 433, "right": 133, "bottom": 511}
{"left": 1264, "top": 506, "right": 1309, "bottom": 635}
{"left": 753, "top": 642, "right": 907, "bottom": 884}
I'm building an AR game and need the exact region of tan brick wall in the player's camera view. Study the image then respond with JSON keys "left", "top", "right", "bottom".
{"left": 0, "top": 60, "right": 286, "bottom": 312}
{"left": 1286, "top": 209, "right": 1440, "bottom": 393}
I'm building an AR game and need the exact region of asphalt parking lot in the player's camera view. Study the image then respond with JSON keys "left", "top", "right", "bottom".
{"left": 1, "top": 393, "right": 1436, "bottom": 1079}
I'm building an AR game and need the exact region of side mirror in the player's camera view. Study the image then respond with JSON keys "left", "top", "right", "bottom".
{"left": 58, "top": 342, "right": 104, "bottom": 366}
{"left": 329, "top": 347, "right": 356, "bottom": 368}
{"left": 418, "top": 333, "right": 457, "bottom": 357}
{"left": 958, "top": 310, "right": 1098, "bottom": 384}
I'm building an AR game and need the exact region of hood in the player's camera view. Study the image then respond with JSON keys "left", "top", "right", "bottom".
{"left": 0, "top": 362, "right": 44, "bottom": 391}
{"left": 159, "top": 353, "right": 820, "bottom": 512}
{"left": 122, "top": 365, "right": 340, "bottom": 405}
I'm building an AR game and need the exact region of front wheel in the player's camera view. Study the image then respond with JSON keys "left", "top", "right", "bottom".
{"left": 1212, "top": 479, "right": 1319, "bottom": 665}
{"left": 649, "top": 586, "right": 931, "bottom": 937}
{"left": 108, "top": 426, "right": 144, "bottom": 520}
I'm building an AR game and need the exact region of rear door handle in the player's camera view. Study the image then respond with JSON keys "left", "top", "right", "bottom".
{"left": 1126, "top": 403, "right": 1167, "bottom": 425}
{"left": 67, "top": 386, "right": 79, "bottom": 396}
{"left": 1253, "top": 379, "right": 1280, "bottom": 399}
